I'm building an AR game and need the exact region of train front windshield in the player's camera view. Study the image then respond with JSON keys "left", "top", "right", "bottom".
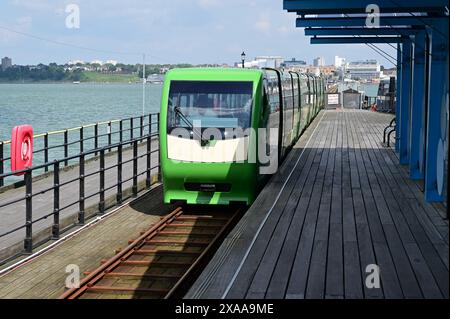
{"left": 167, "top": 81, "right": 253, "bottom": 136}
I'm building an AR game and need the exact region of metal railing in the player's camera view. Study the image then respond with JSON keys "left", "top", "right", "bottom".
{"left": 383, "top": 117, "right": 396, "bottom": 147}
{"left": 0, "top": 113, "right": 160, "bottom": 261}
{"left": 0, "top": 113, "right": 156, "bottom": 188}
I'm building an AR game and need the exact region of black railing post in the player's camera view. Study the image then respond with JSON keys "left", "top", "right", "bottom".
{"left": 146, "top": 135, "right": 151, "bottom": 188}
{"left": 64, "top": 130, "right": 69, "bottom": 167}
{"left": 157, "top": 113, "right": 161, "bottom": 181}
{"left": 108, "top": 121, "right": 112, "bottom": 151}
{"left": 44, "top": 133, "right": 49, "bottom": 172}
{"left": 0, "top": 142, "right": 4, "bottom": 187}
{"left": 130, "top": 118, "right": 134, "bottom": 140}
{"left": 140, "top": 115, "right": 144, "bottom": 139}
{"left": 148, "top": 114, "right": 152, "bottom": 136}
{"left": 94, "top": 123, "right": 99, "bottom": 156}
{"left": 79, "top": 153, "right": 85, "bottom": 225}
{"left": 119, "top": 120, "right": 123, "bottom": 143}
{"left": 98, "top": 149, "right": 105, "bottom": 215}
{"left": 52, "top": 161, "right": 60, "bottom": 239}
{"left": 117, "top": 144, "right": 123, "bottom": 205}
{"left": 24, "top": 170, "right": 33, "bottom": 253}
{"left": 80, "top": 127, "right": 84, "bottom": 154}
{"left": 132, "top": 140, "right": 138, "bottom": 197}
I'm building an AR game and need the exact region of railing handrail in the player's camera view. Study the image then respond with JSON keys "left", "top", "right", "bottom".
{"left": 0, "top": 112, "right": 160, "bottom": 188}
{"left": 0, "top": 113, "right": 156, "bottom": 145}
{"left": 0, "top": 132, "right": 158, "bottom": 179}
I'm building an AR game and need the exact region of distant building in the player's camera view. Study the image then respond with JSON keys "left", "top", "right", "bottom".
{"left": 68, "top": 60, "right": 85, "bottom": 65}
{"left": 282, "top": 58, "right": 307, "bottom": 69}
{"left": 91, "top": 60, "right": 103, "bottom": 66}
{"left": 334, "top": 56, "right": 346, "bottom": 68}
{"left": 382, "top": 67, "right": 397, "bottom": 78}
{"left": 313, "top": 56, "right": 325, "bottom": 67}
{"left": 347, "top": 60, "right": 381, "bottom": 81}
{"left": 1, "top": 57, "right": 12, "bottom": 71}
{"left": 255, "top": 56, "right": 284, "bottom": 68}
{"left": 318, "top": 65, "right": 337, "bottom": 76}
{"left": 236, "top": 56, "right": 284, "bottom": 69}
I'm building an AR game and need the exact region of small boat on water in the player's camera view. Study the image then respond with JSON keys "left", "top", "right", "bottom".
{"left": 147, "top": 74, "right": 165, "bottom": 84}
{"left": 73, "top": 81, "right": 81, "bottom": 84}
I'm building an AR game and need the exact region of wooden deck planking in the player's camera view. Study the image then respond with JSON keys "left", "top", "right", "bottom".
{"left": 356, "top": 112, "right": 449, "bottom": 298}
{"left": 186, "top": 110, "right": 448, "bottom": 299}
{"left": 0, "top": 186, "right": 174, "bottom": 299}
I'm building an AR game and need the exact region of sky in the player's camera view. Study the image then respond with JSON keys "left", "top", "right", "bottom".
{"left": 0, "top": 0, "right": 397, "bottom": 67}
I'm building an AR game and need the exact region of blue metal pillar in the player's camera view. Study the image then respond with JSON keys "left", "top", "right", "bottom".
{"left": 424, "top": 19, "right": 449, "bottom": 202}
{"left": 395, "top": 43, "right": 402, "bottom": 153}
{"left": 399, "top": 39, "right": 412, "bottom": 164}
{"left": 409, "top": 31, "right": 427, "bottom": 180}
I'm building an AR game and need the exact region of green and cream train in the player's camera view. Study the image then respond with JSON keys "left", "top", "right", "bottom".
{"left": 160, "top": 68, "right": 325, "bottom": 205}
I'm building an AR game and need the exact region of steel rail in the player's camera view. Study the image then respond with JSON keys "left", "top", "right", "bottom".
{"left": 59, "top": 207, "right": 240, "bottom": 299}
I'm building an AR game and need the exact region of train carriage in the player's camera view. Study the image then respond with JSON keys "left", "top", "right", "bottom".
{"left": 160, "top": 68, "right": 324, "bottom": 205}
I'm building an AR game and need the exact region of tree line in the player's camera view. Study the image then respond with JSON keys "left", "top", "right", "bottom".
{"left": 0, "top": 63, "right": 203, "bottom": 82}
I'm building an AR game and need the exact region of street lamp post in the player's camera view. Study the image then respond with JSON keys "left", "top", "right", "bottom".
{"left": 241, "top": 51, "right": 246, "bottom": 68}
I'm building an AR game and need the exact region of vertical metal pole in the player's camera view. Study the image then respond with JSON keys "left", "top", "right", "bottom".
{"left": 80, "top": 127, "right": 84, "bottom": 154}
{"left": 132, "top": 140, "right": 138, "bottom": 196}
{"left": 148, "top": 114, "right": 152, "bottom": 136}
{"left": 409, "top": 31, "right": 427, "bottom": 180}
{"left": 396, "top": 42, "right": 402, "bottom": 153}
{"left": 108, "top": 121, "right": 112, "bottom": 152}
{"left": 130, "top": 118, "right": 134, "bottom": 140}
{"left": 94, "top": 123, "right": 99, "bottom": 156}
{"left": 140, "top": 115, "right": 144, "bottom": 139}
{"left": 117, "top": 144, "right": 123, "bottom": 205}
{"left": 99, "top": 149, "right": 105, "bottom": 215}
{"left": 64, "top": 130, "right": 69, "bottom": 167}
{"left": 24, "top": 170, "right": 33, "bottom": 253}
{"left": 79, "top": 154, "right": 85, "bottom": 225}
{"left": 142, "top": 53, "right": 146, "bottom": 117}
{"left": 0, "top": 142, "right": 4, "bottom": 188}
{"left": 52, "top": 161, "right": 60, "bottom": 239}
{"left": 424, "top": 20, "right": 449, "bottom": 202}
{"left": 399, "top": 39, "right": 413, "bottom": 165}
{"left": 119, "top": 120, "right": 123, "bottom": 143}
{"left": 146, "top": 135, "right": 151, "bottom": 188}
{"left": 44, "top": 134, "right": 49, "bottom": 172}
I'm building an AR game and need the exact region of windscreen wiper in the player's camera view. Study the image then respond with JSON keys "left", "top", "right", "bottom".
{"left": 174, "top": 106, "right": 209, "bottom": 146}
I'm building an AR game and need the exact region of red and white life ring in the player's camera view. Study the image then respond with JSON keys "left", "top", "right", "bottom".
{"left": 11, "top": 125, "right": 33, "bottom": 175}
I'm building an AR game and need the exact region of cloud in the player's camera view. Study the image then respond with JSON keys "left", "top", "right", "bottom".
{"left": 10, "top": 0, "right": 55, "bottom": 11}
{"left": 0, "top": 16, "right": 33, "bottom": 44}
{"left": 197, "top": 0, "right": 220, "bottom": 9}
{"left": 254, "top": 12, "right": 271, "bottom": 33}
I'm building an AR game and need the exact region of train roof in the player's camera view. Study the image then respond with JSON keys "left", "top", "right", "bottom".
{"left": 164, "top": 67, "right": 324, "bottom": 83}
{"left": 164, "top": 68, "right": 263, "bottom": 82}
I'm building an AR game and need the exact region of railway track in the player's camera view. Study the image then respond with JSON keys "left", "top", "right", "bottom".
{"left": 59, "top": 206, "right": 240, "bottom": 299}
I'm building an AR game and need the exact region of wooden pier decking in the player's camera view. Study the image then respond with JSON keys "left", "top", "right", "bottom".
{"left": 0, "top": 187, "right": 174, "bottom": 299}
{"left": 186, "top": 110, "right": 448, "bottom": 299}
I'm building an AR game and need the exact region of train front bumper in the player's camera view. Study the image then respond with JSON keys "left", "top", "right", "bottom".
{"left": 162, "top": 160, "right": 257, "bottom": 205}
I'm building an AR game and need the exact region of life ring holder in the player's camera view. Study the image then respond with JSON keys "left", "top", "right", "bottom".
{"left": 11, "top": 125, "right": 34, "bottom": 176}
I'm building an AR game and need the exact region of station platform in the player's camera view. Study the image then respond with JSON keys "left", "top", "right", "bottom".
{"left": 186, "top": 109, "right": 449, "bottom": 299}
{"left": 0, "top": 186, "right": 175, "bottom": 299}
